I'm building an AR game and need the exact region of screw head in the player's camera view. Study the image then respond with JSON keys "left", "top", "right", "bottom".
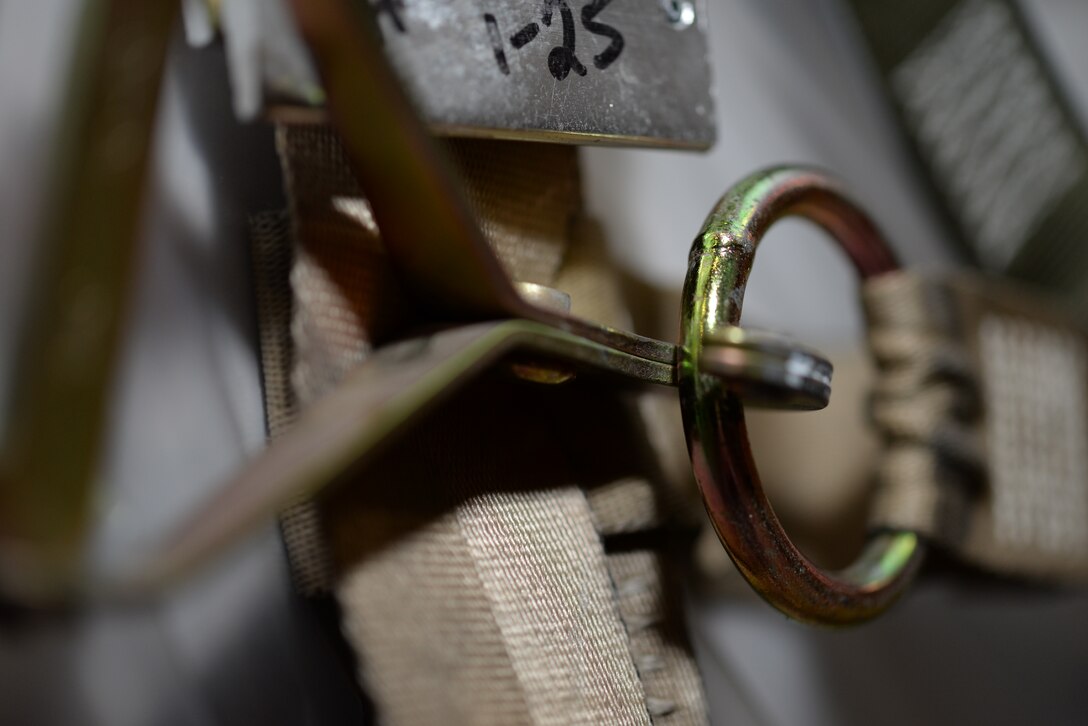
{"left": 664, "top": 0, "right": 696, "bottom": 28}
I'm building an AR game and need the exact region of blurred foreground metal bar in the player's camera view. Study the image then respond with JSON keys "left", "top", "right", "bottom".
{"left": 132, "top": 320, "right": 672, "bottom": 590}
{"left": 0, "top": 0, "right": 176, "bottom": 600}
{"left": 130, "top": 315, "right": 834, "bottom": 591}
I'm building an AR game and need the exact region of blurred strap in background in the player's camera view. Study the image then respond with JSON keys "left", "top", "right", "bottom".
{"left": 846, "top": 0, "right": 1088, "bottom": 318}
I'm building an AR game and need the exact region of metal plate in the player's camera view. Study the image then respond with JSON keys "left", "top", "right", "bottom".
{"left": 370, "top": 0, "right": 715, "bottom": 147}
{"left": 238, "top": 0, "right": 716, "bottom": 148}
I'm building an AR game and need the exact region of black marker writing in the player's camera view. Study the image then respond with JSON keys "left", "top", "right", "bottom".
{"left": 546, "top": 2, "right": 587, "bottom": 80}
{"left": 510, "top": 23, "right": 540, "bottom": 49}
{"left": 482, "top": 1, "right": 625, "bottom": 80}
{"left": 373, "top": 0, "right": 407, "bottom": 33}
{"left": 484, "top": 14, "right": 510, "bottom": 75}
{"left": 582, "top": 0, "right": 623, "bottom": 70}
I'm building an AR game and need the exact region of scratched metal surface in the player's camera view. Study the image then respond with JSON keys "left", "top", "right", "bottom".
{"left": 234, "top": 0, "right": 716, "bottom": 148}
{"left": 370, "top": 0, "right": 715, "bottom": 147}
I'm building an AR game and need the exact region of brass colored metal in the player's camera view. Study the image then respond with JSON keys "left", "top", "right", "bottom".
{"left": 131, "top": 311, "right": 842, "bottom": 589}
{"left": 288, "top": 0, "right": 533, "bottom": 320}
{"left": 129, "top": 320, "right": 675, "bottom": 590}
{"left": 514, "top": 282, "right": 572, "bottom": 314}
{"left": 680, "top": 167, "right": 924, "bottom": 626}
{"left": 511, "top": 283, "right": 577, "bottom": 383}
{"left": 507, "top": 364, "right": 577, "bottom": 385}
{"left": 0, "top": 0, "right": 176, "bottom": 600}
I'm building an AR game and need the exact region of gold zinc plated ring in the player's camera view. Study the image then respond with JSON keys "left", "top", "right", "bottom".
{"left": 679, "top": 167, "right": 925, "bottom": 626}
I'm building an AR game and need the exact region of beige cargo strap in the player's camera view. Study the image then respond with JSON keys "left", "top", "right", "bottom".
{"left": 251, "top": 126, "right": 708, "bottom": 725}
{"left": 865, "top": 271, "right": 1088, "bottom": 582}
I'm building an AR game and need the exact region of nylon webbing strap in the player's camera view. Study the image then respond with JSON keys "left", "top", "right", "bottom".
{"left": 864, "top": 271, "right": 1088, "bottom": 582}
{"left": 846, "top": 0, "right": 1088, "bottom": 320}
{"left": 252, "top": 127, "right": 708, "bottom": 724}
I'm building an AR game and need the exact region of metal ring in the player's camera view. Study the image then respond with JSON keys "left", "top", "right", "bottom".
{"left": 679, "top": 167, "right": 924, "bottom": 626}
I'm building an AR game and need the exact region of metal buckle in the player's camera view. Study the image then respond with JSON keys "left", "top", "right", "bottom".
{"left": 121, "top": 2, "right": 833, "bottom": 595}
{"left": 680, "top": 167, "right": 924, "bottom": 625}
{"left": 79, "top": 2, "right": 920, "bottom": 627}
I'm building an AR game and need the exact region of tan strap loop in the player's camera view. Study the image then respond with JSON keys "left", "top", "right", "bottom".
{"left": 865, "top": 271, "right": 1088, "bottom": 582}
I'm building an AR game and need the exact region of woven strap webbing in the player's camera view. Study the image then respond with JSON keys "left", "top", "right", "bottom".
{"left": 250, "top": 126, "right": 708, "bottom": 725}
{"left": 865, "top": 270, "right": 1088, "bottom": 582}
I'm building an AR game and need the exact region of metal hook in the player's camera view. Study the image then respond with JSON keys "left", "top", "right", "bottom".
{"left": 679, "top": 167, "right": 924, "bottom": 625}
